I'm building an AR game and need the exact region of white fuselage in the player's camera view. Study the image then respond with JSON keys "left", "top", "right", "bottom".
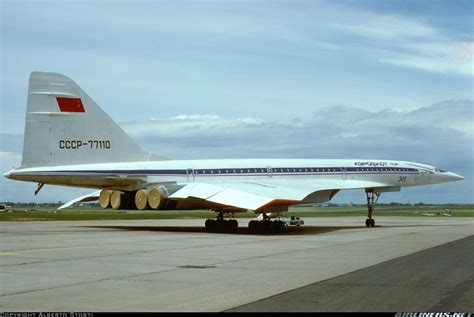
{"left": 4, "top": 158, "right": 463, "bottom": 191}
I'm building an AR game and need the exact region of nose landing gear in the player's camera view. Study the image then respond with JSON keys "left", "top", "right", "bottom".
{"left": 365, "top": 190, "right": 380, "bottom": 228}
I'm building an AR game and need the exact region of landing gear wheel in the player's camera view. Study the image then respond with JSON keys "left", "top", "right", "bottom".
{"left": 248, "top": 219, "right": 286, "bottom": 233}
{"left": 276, "top": 220, "right": 285, "bottom": 231}
{"left": 267, "top": 221, "right": 274, "bottom": 233}
{"left": 365, "top": 218, "right": 375, "bottom": 227}
{"left": 205, "top": 219, "right": 214, "bottom": 230}
{"left": 205, "top": 218, "right": 238, "bottom": 233}
{"left": 249, "top": 220, "right": 257, "bottom": 233}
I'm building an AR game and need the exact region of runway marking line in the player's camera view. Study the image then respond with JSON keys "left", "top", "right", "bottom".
{"left": 0, "top": 252, "right": 17, "bottom": 256}
{"left": 0, "top": 245, "right": 96, "bottom": 256}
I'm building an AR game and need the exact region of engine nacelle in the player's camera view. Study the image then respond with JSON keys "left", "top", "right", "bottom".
{"left": 99, "top": 187, "right": 170, "bottom": 210}
{"left": 99, "top": 190, "right": 112, "bottom": 209}
{"left": 134, "top": 189, "right": 149, "bottom": 210}
{"left": 110, "top": 190, "right": 135, "bottom": 210}
{"left": 147, "top": 187, "right": 169, "bottom": 210}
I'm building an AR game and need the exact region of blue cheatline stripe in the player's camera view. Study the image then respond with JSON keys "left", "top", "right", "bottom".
{"left": 31, "top": 166, "right": 419, "bottom": 176}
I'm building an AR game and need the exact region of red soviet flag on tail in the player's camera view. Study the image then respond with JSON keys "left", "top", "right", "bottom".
{"left": 56, "top": 97, "right": 85, "bottom": 112}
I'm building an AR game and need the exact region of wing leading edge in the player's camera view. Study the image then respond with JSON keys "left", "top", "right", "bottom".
{"left": 169, "top": 179, "right": 400, "bottom": 212}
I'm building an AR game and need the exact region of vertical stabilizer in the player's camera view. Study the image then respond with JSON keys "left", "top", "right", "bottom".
{"left": 21, "top": 72, "right": 151, "bottom": 167}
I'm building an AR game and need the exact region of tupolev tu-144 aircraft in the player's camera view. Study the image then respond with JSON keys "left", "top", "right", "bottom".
{"left": 3, "top": 72, "right": 464, "bottom": 231}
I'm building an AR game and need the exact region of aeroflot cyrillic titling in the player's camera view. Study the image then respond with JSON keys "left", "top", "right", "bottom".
{"left": 354, "top": 161, "right": 389, "bottom": 167}
{"left": 59, "top": 140, "right": 111, "bottom": 149}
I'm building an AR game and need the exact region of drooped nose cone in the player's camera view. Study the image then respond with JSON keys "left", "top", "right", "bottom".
{"left": 447, "top": 172, "right": 464, "bottom": 181}
{"left": 3, "top": 169, "right": 12, "bottom": 179}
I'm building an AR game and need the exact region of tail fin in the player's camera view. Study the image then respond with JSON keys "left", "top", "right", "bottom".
{"left": 21, "top": 72, "right": 151, "bottom": 167}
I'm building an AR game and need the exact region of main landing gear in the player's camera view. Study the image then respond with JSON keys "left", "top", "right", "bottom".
{"left": 204, "top": 212, "right": 295, "bottom": 233}
{"left": 365, "top": 190, "right": 381, "bottom": 228}
{"left": 248, "top": 213, "right": 287, "bottom": 233}
{"left": 205, "top": 212, "right": 238, "bottom": 233}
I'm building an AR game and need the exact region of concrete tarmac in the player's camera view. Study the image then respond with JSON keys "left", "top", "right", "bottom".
{"left": 0, "top": 216, "right": 473, "bottom": 312}
{"left": 228, "top": 235, "right": 474, "bottom": 312}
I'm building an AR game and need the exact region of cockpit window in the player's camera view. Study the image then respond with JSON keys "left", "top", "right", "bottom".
{"left": 439, "top": 169, "right": 446, "bottom": 173}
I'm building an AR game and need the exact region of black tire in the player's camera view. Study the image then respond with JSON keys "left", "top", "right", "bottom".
{"left": 279, "top": 221, "right": 286, "bottom": 231}
{"left": 216, "top": 219, "right": 225, "bottom": 232}
{"left": 205, "top": 219, "right": 215, "bottom": 231}
{"left": 274, "top": 221, "right": 283, "bottom": 232}
{"left": 365, "top": 219, "right": 371, "bottom": 227}
{"left": 249, "top": 220, "right": 256, "bottom": 232}
{"left": 370, "top": 219, "right": 375, "bottom": 227}
{"left": 267, "top": 221, "right": 275, "bottom": 233}
{"left": 223, "top": 220, "right": 232, "bottom": 233}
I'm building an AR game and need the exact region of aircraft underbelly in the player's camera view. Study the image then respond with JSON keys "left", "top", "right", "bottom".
{"left": 8, "top": 173, "right": 144, "bottom": 190}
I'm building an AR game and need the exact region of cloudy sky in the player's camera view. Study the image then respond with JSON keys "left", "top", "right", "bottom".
{"left": 1, "top": 0, "right": 473, "bottom": 204}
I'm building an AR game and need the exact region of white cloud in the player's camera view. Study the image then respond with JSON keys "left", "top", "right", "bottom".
{"left": 377, "top": 41, "right": 473, "bottom": 76}
{"left": 171, "top": 114, "right": 221, "bottom": 121}
{"left": 9, "top": 1, "right": 469, "bottom": 78}
{"left": 454, "top": 41, "right": 474, "bottom": 59}
{"left": 331, "top": 10, "right": 473, "bottom": 76}
{"left": 123, "top": 114, "right": 268, "bottom": 141}
{"left": 333, "top": 14, "right": 438, "bottom": 40}
{"left": 121, "top": 100, "right": 473, "bottom": 169}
